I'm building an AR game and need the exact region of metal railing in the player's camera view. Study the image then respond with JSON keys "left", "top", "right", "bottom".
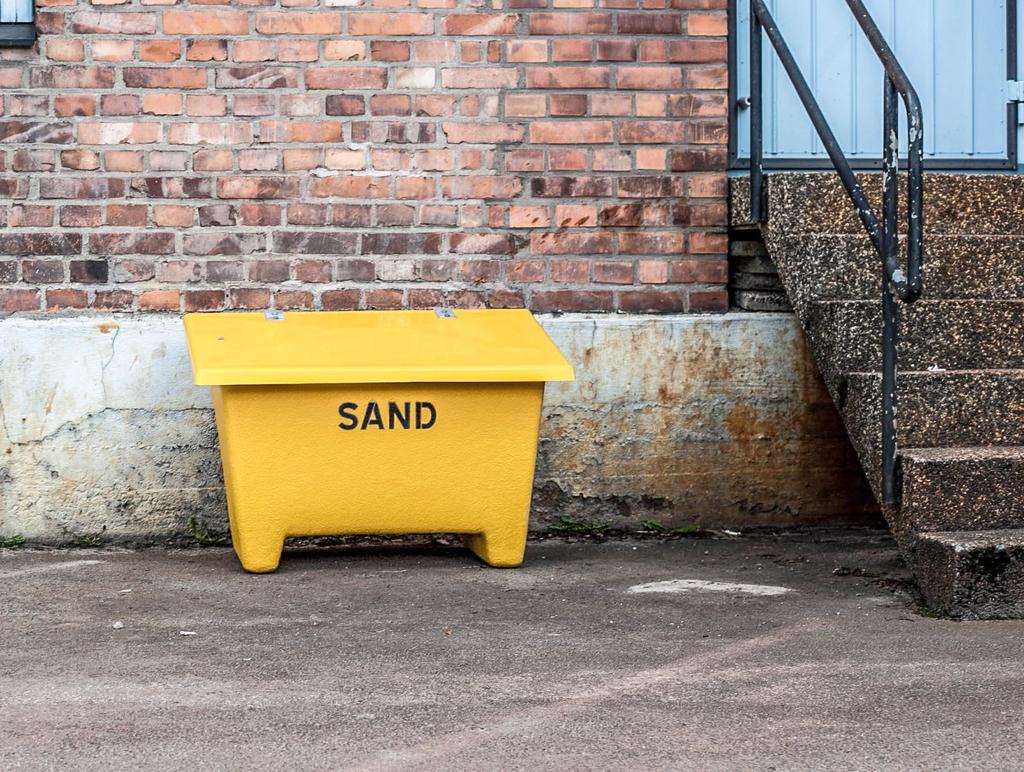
{"left": 748, "top": 0, "right": 924, "bottom": 505}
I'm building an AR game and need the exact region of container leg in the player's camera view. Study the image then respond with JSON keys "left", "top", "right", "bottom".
{"left": 233, "top": 528, "right": 285, "bottom": 573}
{"left": 462, "top": 522, "right": 528, "bottom": 568}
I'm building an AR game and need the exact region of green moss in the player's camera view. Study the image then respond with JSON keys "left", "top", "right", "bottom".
{"left": 0, "top": 534, "right": 26, "bottom": 549}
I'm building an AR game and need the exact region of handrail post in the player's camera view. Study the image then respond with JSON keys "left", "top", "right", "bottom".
{"left": 881, "top": 74, "right": 899, "bottom": 504}
{"left": 750, "top": 0, "right": 763, "bottom": 222}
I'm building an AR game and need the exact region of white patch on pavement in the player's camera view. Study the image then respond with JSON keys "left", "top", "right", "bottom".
{"left": 626, "top": 579, "right": 793, "bottom": 596}
{"left": 0, "top": 559, "right": 103, "bottom": 579}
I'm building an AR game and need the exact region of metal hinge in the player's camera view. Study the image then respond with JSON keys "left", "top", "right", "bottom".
{"left": 1007, "top": 82, "right": 1024, "bottom": 125}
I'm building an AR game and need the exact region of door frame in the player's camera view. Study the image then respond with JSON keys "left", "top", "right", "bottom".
{"left": 727, "top": 0, "right": 1019, "bottom": 170}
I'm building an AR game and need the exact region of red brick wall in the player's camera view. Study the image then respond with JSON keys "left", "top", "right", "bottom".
{"left": 0, "top": 1, "right": 728, "bottom": 315}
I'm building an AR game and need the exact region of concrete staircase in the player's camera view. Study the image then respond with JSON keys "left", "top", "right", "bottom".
{"left": 732, "top": 172, "right": 1024, "bottom": 619}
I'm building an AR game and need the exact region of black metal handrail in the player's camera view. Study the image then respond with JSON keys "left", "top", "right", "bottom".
{"left": 748, "top": 0, "right": 924, "bottom": 504}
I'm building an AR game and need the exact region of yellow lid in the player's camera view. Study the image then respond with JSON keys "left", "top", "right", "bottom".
{"left": 183, "top": 309, "right": 575, "bottom": 385}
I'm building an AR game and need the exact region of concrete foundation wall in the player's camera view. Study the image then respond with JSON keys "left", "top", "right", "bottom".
{"left": 0, "top": 313, "right": 878, "bottom": 543}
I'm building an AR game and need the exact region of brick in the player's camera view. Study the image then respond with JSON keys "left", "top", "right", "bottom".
{"left": 139, "top": 290, "right": 180, "bottom": 311}
{"left": 1, "top": 235, "right": 81, "bottom": 256}
{"left": 306, "top": 68, "right": 387, "bottom": 90}
{"left": 442, "top": 14, "right": 517, "bottom": 35}
{"left": 22, "top": 259, "right": 65, "bottom": 282}
{"left": 11, "top": 206, "right": 54, "bottom": 228}
{"left": 11, "top": 150, "right": 55, "bottom": 173}
{"left": 248, "top": 260, "right": 289, "bottom": 283}
{"left": 92, "top": 290, "right": 134, "bottom": 311}
{"left": 184, "top": 290, "right": 225, "bottom": 313}
{"left": 508, "top": 40, "right": 547, "bottom": 62}
{"left": 364, "top": 289, "right": 404, "bottom": 310}
{"left": 597, "top": 39, "right": 636, "bottom": 61}
{"left": 326, "top": 95, "right": 365, "bottom": 116}
{"left": 162, "top": 10, "right": 248, "bottom": 35}
{"left": 593, "top": 260, "right": 634, "bottom": 284}
{"left": 255, "top": 12, "right": 341, "bottom": 34}
{"left": 526, "top": 67, "right": 609, "bottom": 89}
{"left": 668, "top": 147, "right": 727, "bottom": 172}
{"left": 106, "top": 206, "right": 147, "bottom": 227}
{"left": 442, "top": 176, "right": 521, "bottom": 199}
{"left": 618, "top": 67, "right": 683, "bottom": 90}
{"left": 442, "top": 123, "right": 524, "bottom": 144}
{"left": 531, "top": 232, "right": 613, "bottom": 255}
{"left": 532, "top": 290, "right": 613, "bottom": 313}
{"left": 168, "top": 123, "right": 252, "bottom": 145}
{"left": 92, "top": 40, "right": 133, "bottom": 61}
{"left": 528, "top": 13, "right": 611, "bottom": 34}
{"left": 55, "top": 96, "right": 95, "bottom": 117}
{"left": 71, "top": 12, "right": 156, "bottom": 34}
{"left": 619, "top": 290, "right": 685, "bottom": 313}
{"left": 550, "top": 259, "right": 589, "bottom": 283}
{"left": 153, "top": 205, "right": 194, "bottom": 227}
{"left": 310, "top": 176, "right": 389, "bottom": 198}
{"left": 30, "top": 66, "right": 115, "bottom": 90}
{"left": 670, "top": 258, "right": 728, "bottom": 283}
{"left": 321, "top": 289, "right": 360, "bottom": 310}
{"left": 349, "top": 13, "right": 433, "bottom": 36}
{"left": 292, "top": 259, "right": 332, "bottom": 283}
{"left": 688, "top": 289, "right": 728, "bottom": 313}
{"left": 78, "top": 122, "right": 161, "bottom": 144}
{"left": 669, "top": 39, "right": 727, "bottom": 62}
{"left": 686, "top": 65, "right": 728, "bottom": 90}
{"left": 273, "top": 290, "right": 314, "bottom": 311}
{"left": 273, "top": 232, "right": 359, "bottom": 255}
{"left": 362, "top": 232, "right": 442, "bottom": 255}
{"left": 46, "top": 39, "right": 85, "bottom": 62}
{"left": 233, "top": 40, "right": 274, "bottom": 63}
{"left": 618, "top": 13, "right": 682, "bottom": 34}
{"left": 550, "top": 94, "right": 588, "bottom": 116}
{"left": 187, "top": 40, "right": 228, "bottom": 63}
{"left": 206, "top": 261, "right": 245, "bottom": 283}
{"left": 450, "top": 233, "right": 516, "bottom": 255}
{"left": 140, "top": 40, "right": 181, "bottom": 63}
{"left": 688, "top": 13, "right": 727, "bottom": 36}
{"left": 46, "top": 288, "right": 89, "bottom": 311}
{"left": 90, "top": 233, "right": 174, "bottom": 256}
{"left": 620, "top": 120, "right": 686, "bottom": 144}
{"left": 61, "top": 206, "right": 102, "bottom": 228}
{"left": 507, "top": 259, "right": 545, "bottom": 283}
{"left": 123, "top": 67, "right": 207, "bottom": 89}
{"left": 228, "top": 288, "right": 270, "bottom": 310}
{"left": 441, "top": 69, "right": 518, "bottom": 89}
{"left": 530, "top": 121, "right": 611, "bottom": 144}
{"left": 99, "top": 95, "right": 140, "bottom": 117}
{"left": 0, "top": 289, "right": 41, "bottom": 313}
{"left": 217, "top": 177, "right": 300, "bottom": 199}
{"left": 69, "top": 259, "right": 109, "bottom": 283}
{"left": 143, "top": 94, "right": 183, "bottom": 116}
{"left": 328, "top": 41, "right": 367, "bottom": 61}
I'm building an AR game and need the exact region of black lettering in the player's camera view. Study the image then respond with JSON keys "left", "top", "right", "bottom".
{"left": 338, "top": 402, "right": 359, "bottom": 430}
{"left": 416, "top": 401, "right": 436, "bottom": 430}
{"left": 362, "top": 401, "right": 384, "bottom": 430}
{"left": 389, "top": 401, "right": 411, "bottom": 430}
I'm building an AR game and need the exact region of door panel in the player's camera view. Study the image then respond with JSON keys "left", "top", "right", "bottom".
{"left": 735, "top": 0, "right": 1011, "bottom": 164}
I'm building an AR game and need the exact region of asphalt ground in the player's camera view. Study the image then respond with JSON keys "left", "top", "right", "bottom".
{"left": 1, "top": 528, "right": 1022, "bottom": 770}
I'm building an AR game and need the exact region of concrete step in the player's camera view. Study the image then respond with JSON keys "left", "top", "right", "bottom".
{"left": 914, "top": 528, "right": 1024, "bottom": 619}
{"left": 897, "top": 446, "right": 1024, "bottom": 534}
{"left": 844, "top": 369, "right": 1024, "bottom": 458}
{"left": 759, "top": 233, "right": 1024, "bottom": 314}
{"left": 806, "top": 300, "right": 1024, "bottom": 382}
{"left": 733, "top": 172, "right": 1024, "bottom": 236}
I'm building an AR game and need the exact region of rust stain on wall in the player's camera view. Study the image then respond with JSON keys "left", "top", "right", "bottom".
{"left": 536, "top": 314, "right": 879, "bottom": 530}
